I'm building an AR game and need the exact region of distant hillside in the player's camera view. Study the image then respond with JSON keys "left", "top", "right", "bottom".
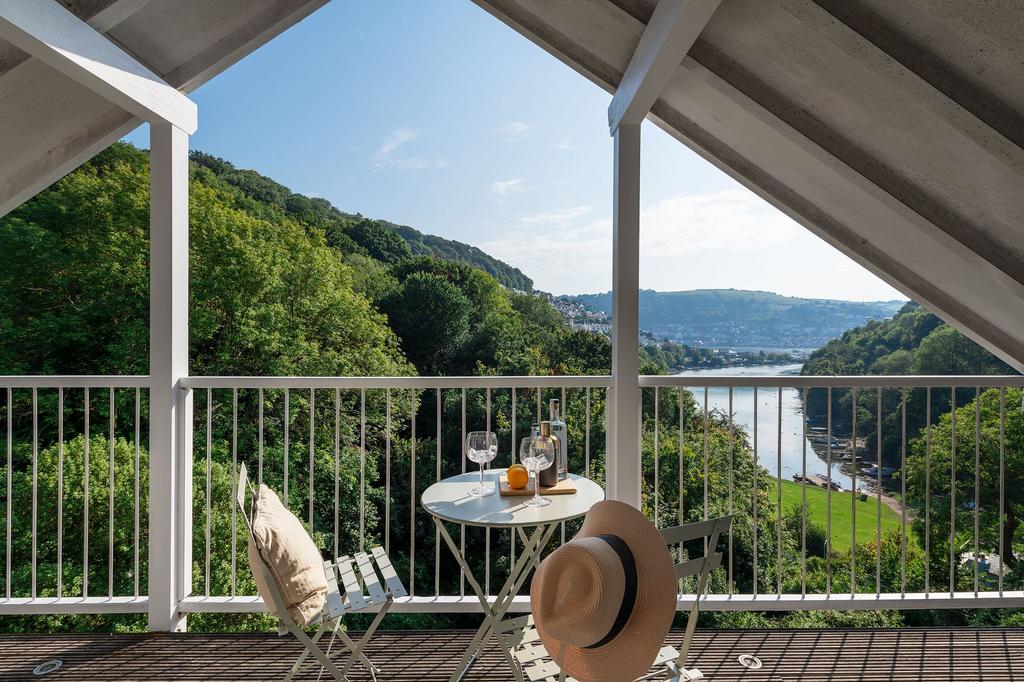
{"left": 188, "top": 152, "right": 532, "bottom": 290}
{"left": 565, "top": 289, "right": 905, "bottom": 349}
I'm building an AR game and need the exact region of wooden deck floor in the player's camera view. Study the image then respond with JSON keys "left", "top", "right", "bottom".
{"left": 1, "top": 627, "right": 1022, "bottom": 681}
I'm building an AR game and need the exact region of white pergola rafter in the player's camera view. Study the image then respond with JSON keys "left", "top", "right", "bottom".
{"left": 607, "top": 0, "right": 721, "bottom": 135}
{"left": 0, "top": 0, "right": 197, "bottom": 133}
{"left": 606, "top": 0, "right": 720, "bottom": 508}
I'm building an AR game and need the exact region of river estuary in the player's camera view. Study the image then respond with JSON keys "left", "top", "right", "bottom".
{"left": 675, "top": 363, "right": 856, "bottom": 489}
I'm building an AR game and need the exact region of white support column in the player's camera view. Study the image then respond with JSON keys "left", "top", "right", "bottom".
{"left": 149, "top": 121, "right": 191, "bottom": 632}
{"left": 607, "top": 123, "right": 642, "bottom": 508}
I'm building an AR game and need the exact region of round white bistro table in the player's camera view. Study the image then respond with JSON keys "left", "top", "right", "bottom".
{"left": 421, "top": 468, "right": 604, "bottom": 682}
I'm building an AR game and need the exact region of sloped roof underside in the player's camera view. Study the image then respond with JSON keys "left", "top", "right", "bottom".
{"left": 0, "top": 0, "right": 328, "bottom": 217}
{"left": 475, "top": 0, "right": 1024, "bottom": 371}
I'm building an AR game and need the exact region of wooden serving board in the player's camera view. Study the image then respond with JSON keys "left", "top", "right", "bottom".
{"left": 498, "top": 476, "right": 577, "bottom": 496}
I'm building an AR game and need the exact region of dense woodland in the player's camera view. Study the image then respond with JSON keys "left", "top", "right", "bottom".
{"left": 0, "top": 146, "right": 1021, "bottom": 634}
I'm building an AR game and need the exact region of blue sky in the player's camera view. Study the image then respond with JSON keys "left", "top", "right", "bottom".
{"left": 126, "top": 1, "right": 902, "bottom": 301}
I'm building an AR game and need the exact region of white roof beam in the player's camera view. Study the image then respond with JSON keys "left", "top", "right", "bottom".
{"left": 607, "top": 0, "right": 720, "bottom": 134}
{"left": 0, "top": 0, "right": 196, "bottom": 134}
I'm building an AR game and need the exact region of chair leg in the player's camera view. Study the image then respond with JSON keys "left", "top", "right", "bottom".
{"left": 285, "top": 620, "right": 330, "bottom": 682}
{"left": 282, "top": 618, "right": 346, "bottom": 681}
{"left": 340, "top": 598, "right": 391, "bottom": 679}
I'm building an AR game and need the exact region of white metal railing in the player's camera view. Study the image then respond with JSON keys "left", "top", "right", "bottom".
{"left": 0, "top": 377, "right": 150, "bottom": 615}
{"left": 1, "top": 374, "right": 1023, "bottom": 620}
{"left": 177, "top": 376, "right": 610, "bottom": 614}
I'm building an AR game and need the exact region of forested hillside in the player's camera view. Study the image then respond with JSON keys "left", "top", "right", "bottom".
{"left": 567, "top": 289, "right": 903, "bottom": 349}
{"left": 801, "top": 302, "right": 1016, "bottom": 460}
{"left": 189, "top": 151, "right": 532, "bottom": 291}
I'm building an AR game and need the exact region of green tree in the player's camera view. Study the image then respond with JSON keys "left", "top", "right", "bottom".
{"left": 904, "top": 388, "right": 1024, "bottom": 576}
{"left": 382, "top": 272, "right": 473, "bottom": 373}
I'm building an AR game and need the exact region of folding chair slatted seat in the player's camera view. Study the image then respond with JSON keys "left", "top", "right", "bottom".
{"left": 504, "top": 515, "right": 732, "bottom": 682}
{"left": 236, "top": 464, "right": 408, "bottom": 681}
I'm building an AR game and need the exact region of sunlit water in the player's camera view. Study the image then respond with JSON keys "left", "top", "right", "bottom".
{"left": 675, "top": 364, "right": 855, "bottom": 489}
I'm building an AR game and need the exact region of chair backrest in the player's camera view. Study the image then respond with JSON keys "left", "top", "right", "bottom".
{"left": 658, "top": 515, "right": 733, "bottom": 667}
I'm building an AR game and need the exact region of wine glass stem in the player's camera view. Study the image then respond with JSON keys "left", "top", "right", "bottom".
{"left": 534, "top": 471, "right": 540, "bottom": 504}
{"left": 479, "top": 462, "right": 484, "bottom": 489}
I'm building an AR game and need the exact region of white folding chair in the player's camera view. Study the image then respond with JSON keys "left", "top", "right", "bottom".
{"left": 504, "top": 515, "right": 732, "bottom": 682}
{"left": 236, "top": 464, "right": 408, "bottom": 681}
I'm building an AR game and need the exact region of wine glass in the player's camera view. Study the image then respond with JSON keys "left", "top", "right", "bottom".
{"left": 519, "top": 436, "right": 554, "bottom": 507}
{"left": 466, "top": 431, "right": 498, "bottom": 496}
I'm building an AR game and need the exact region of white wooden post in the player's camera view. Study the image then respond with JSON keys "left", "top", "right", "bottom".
{"left": 607, "top": 123, "right": 642, "bottom": 508}
{"left": 149, "top": 121, "right": 192, "bottom": 632}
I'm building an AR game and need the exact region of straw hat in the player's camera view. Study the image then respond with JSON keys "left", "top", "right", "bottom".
{"left": 530, "top": 500, "right": 676, "bottom": 682}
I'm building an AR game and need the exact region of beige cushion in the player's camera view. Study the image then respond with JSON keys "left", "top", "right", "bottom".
{"left": 247, "top": 484, "right": 327, "bottom": 627}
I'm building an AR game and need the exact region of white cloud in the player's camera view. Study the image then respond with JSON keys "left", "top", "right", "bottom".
{"left": 479, "top": 191, "right": 805, "bottom": 294}
{"left": 517, "top": 205, "right": 590, "bottom": 226}
{"left": 371, "top": 128, "right": 445, "bottom": 170}
{"left": 497, "top": 121, "right": 531, "bottom": 140}
{"left": 491, "top": 178, "right": 525, "bottom": 197}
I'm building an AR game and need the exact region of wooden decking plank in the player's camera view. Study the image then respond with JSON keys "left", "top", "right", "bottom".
{"left": 0, "top": 628, "right": 1021, "bottom": 680}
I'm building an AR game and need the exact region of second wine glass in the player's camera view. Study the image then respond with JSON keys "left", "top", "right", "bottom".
{"left": 519, "top": 436, "right": 554, "bottom": 507}
{"left": 466, "top": 431, "right": 498, "bottom": 496}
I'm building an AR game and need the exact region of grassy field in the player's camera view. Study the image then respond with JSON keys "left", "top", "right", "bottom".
{"left": 770, "top": 479, "right": 907, "bottom": 552}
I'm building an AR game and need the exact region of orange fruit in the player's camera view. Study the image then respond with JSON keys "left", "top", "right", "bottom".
{"left": 507, "top": 465, "right": 529, "bottom": 489}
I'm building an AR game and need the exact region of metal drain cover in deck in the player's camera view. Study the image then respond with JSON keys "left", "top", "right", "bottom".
{"left": 33, "top": 659, "right": 63, "bottom": 676}
{"left": 738, "top": 654, "right": 763, "bottom": 670}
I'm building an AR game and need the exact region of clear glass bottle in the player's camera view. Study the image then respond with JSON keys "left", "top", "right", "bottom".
{"left": 549, "top": 399, "right": 568, "bottom": 480}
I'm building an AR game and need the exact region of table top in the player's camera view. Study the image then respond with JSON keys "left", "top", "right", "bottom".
{"left": 420, "top": 469, "right": 604, "bottom": 528}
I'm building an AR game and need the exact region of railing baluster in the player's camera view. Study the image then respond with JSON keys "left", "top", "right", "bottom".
{"left": 974, "top": 386, "right": 981, "bottom": 596}
{"left": 410, "top": 388, "right": 416, "bottom": 596}
{"left": 435, "top": 388, "right": 441, "bottom": 597}
{"left": 876, "top": 388, "right": 882, "bottom": 596}
{"left": 57, "top": 388, "right": 64, "bottom": 598}
{"left": 585, "top": 387, "right": 591, "bottom": 479}
{"left": 108, "top": 387, "right": 115, "bottom": 597}
{"left": 900, "top": 388, "right": 907, "bottom": 597}
{"left": 721, "top": 387, "right": 729, "bottom": 593}
{"left": 925, "top": 387, "right": 931, "bottom": 594}
{"left": 679, "top": 387, "right": 685, "bottom": 528}
{"left": 801, "top": 388, "right": 807, "bottom": 595}
{"left": 31, "top": 387, "right": 37, "bottom": 598}
{"left": 724, "top": 385, "right": 733, "bottom": 593}
{"left": 83, "top": 386, "right": 89, "bottom": 598}
{"left": 705, "top": 387, "right": 711, "bottom": 529}
{"left": 231, "top": 387, "right": 238, "bottom": 596}
{"left": 258, "top": 388, "right": 264, "bottom": 486}
{"left": 310, "top": 388, "right": 316, "bottom": 534}
{"left": 133, "top": 387, "right": 140, "bottom": 598}
{"left": 950, "top": 386, "right": 956, "bottom": 596}
{"left": 334, "top": 388, "right": 340, "bottom": 558}
{"left": 752, "top": 386, "right": 758, "bottom": 596}
{"left": 205, "top": 388, "right": 211, "bottom": 597}
{"left": 4, "top": 387, "right": 9, "bottom": 600}
{"left": 777, "top": 386, "right": 782, "bottom": 596}
{"left": 826, "top": 386, "right": 831, "bottom": 597}
{"left": 998, "top": 388, "right": 1005, "bottom": 596}
{"left": 384, "top": 388, "right": 391, "bottom": 555}
{"left": 654, "top": 386, "right": 660, "bottom": 527}
{"left": 487, "top": 387, "right": 493, "bottom": 590}
{"left": 851, "top": 386, "right": 857, "bottom": 596}
{"left": 283, "top": 388, "right": 289, "bottom": 509}
{"left": 359, "top": 388, "right": 366, "bottom": 552}
{"left": 511, "top": 387, "right": 516, "bottom": 570}
{"left": 460, "top": 388, "right": 466, "bottom": 596}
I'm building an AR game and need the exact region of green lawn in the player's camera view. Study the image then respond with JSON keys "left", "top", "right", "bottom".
{"left": 770, "top": 479, "right": 907, "bottom": 552}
